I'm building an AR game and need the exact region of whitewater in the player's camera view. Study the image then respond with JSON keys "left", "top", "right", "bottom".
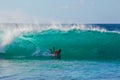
{"left": 0, "top": 24, "right": 120, "bottom": 80}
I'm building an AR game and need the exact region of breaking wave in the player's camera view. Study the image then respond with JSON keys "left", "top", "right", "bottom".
{"left": 0, "top": 24, "right": 120, "bottom": 60}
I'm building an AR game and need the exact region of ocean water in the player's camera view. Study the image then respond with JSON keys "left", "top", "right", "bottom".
{"left": 0, "top": 60, "right": 120, "bottom": 80}
{"left": 0, "top": 24, "right": 120, "bottom": 80}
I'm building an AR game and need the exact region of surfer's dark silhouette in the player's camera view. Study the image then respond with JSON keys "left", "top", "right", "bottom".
{"left": 50, "top": 47, "right": 61, "bottom": 59}
{"left": 54, "top": 49, "right": 61, "bottom": 59}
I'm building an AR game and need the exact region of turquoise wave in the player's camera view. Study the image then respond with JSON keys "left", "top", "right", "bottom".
{"left": 1, "top": 30, "right": 120, "bottom": 60}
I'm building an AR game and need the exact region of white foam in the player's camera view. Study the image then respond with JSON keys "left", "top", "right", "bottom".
{"left": 32, "top": 47, "right": 41, "bottom": 56}
{"left": 0, "top": 23, "right": 118, "bottom": 50}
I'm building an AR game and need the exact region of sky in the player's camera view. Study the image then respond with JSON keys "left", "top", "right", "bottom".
{"left": 0, "top": 0, "right": 120, "bottom": 23}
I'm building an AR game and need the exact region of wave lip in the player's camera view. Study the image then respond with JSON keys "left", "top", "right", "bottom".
{"left": 0, "top": 23, "right": 108, "bottom": 47}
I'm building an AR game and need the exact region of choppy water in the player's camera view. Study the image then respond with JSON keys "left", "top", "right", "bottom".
{"left": 0, "top": 60, "right": 120, "bottom": 80}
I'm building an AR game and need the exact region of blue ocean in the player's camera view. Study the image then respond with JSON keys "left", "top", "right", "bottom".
{"left": 0, "top": 24, "right": 120, "bottom": 80}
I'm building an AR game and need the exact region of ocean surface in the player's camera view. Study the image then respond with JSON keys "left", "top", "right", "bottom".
{"left": 0, "top": 24, "right": 120, "bottom": 80}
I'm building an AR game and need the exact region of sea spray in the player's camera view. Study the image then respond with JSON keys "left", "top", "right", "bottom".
{"left": 0, "top": 24, "right": 108, "bottom": 45}
{"left": 0, "top": 23, "right": 106, "bottom": 52}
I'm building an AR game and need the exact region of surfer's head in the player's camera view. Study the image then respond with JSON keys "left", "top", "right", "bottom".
{"left": 59, "top": 49, "right": 61, "bottom": 53}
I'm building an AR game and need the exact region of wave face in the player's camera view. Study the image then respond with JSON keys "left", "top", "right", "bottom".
{"left": 0, "top": 24, "right": 120, "bottom": 60}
